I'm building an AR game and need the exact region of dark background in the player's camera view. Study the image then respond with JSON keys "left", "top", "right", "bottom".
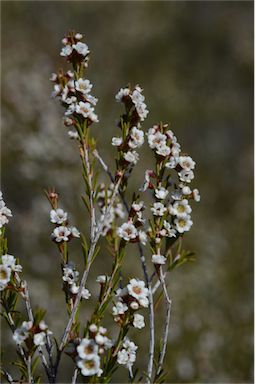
{"left": 1, "top": 1, "right": 253, "bottom": 383}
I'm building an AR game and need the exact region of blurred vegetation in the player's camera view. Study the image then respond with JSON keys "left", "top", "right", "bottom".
{"left": 1, "top": 1, "right": 253, "bottom": 383}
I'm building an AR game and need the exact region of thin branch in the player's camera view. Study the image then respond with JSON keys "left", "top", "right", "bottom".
{"left": 2, "top": 368, "right": 14, "bottom": 384}
{"left": 156, "top": 268, "right": 172, "bottom": 378}
{"left": 71, "top": 367, "right": 78, "bottom": 384}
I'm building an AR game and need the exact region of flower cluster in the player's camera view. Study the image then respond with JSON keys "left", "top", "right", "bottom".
{"left": 0, "top": 254, "right": 22, "bottom": 291}
{"left": 96, "top": 183, "right": 125, "bottom": 236}
{"left": 76, "top": 324, "right": 112, "bottom": 377}
{"left": 13, "top": 320, "right": 52, "bottom": 347}
{"left": 112, "top": 85, "right": 148, "bottom": 183}
{"left": 51, "top": 31, "right": 98, "bottom": 138}
{"left": 117, "top": 200, "right": 147, "bottom": 245}
{"left": 62, "top": 263, "right": 91, "bottom": 300}
{"left": 117, "top": 337, "right": 138, "bottom": 370}
{"left": 50, "top": 208, "right": 80, "bottom": 243}
{"left": 0, "top": 192, "right": 12, "bottom": 230}
{"left": 144, "top": 123, "right": 200, "bottom": 266}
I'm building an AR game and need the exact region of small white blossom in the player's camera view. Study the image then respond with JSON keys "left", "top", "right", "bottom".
{"left": 96, "top": 275, "right": 108, "bottom": 284}
{"left": 77, "top": 338, "right": 98, "bottom": 359}
{"left": 139, "top": 231, "right": 147, "bottom": 245}
{"left": 89, "top": 324, "right": 98, "bottom": 333}
{"left": 155, "top": 187, "right": 169, "bottom": 200}
{"left": 13, "top": 321, "right": 33, "bottom": 345}
{"left": 117, "top": 222, "right": 138, "bottom": 241}
{"left": 34, "top": 332, "right": 46, "bottom": 346}
{"left": 151, "top": 202, "right": 167, "bottom": 217}
{"left": 133, "top": 314, "right": 145, "bottom": 329}
{"left": 132, "top": 201, "right": 144, "bottom": 212}
{"left": 70, "top": 226, "right": 80, "bottom": 238}
{"left": 72, "top": 42, "right": 89, "bottom": 57}
{"left": 115, "top": 87, "right": 130, "bottom": 102}
{"left": 0, "top": 194, "right": 12, "bottom": 228}
{"left": 169, "top": 199, "right": 192, "bottom": 218}
{"left": 117, "top": 338, "right": 137, "bottom": 368}
{"left": 178, "top": 169, "right": 194, "bottom": 183}
{"left": 128, "top": 127, "right": 144, "bottom": 149}
{"left": 0, "top": 265, "right": 11, "bottom": 289}
{"left": 124, "top": 151, "right": 139, "bottom": 165}
{"left": 62, "top": 266, "right": 79, "bottom": 285}
{"left": 165, "top": 156, "right": 179, "bottom": 169}
{"left": 178, "top": 156, "right": 196, "bottom": 171}
{"left": 60, "top": 45, "right": 72, "bottom": 57}
{"left": 182, "top": 186, "right": 192, "bottom": 195}
{"left": 70, "top": 284, "right": 91, "bottom": 299}
{"left": 193, "top": 189, "right": 201, "bottom": 202}
{"left": 68, "top": 130, "right": 79, "bottom": 140}
{"left": 130, "top": 301, "right": 139, "bottom": 310}
{"left": 52, "top": 226, "right": 71, "bottom": 242}
{"left": 147, "top": 131, "right": 167, "bottom": 149}
{"left": 75, "top": 78, "right": 92, "bottom": 94}
{"left": 50, "top": 209, "right": 67, "bottom": 224}
{"left": 75, "top": 101, "right": 94, "bottom": 119}
{"left": 2, "top": 254, "right": 22, "bottom": 272}
{"left": 174, "top": 215, "right": 193, "bottom": 233}
{"left": 111, "top": 137, "right": 123, "bottom": 147}
{"left": 156, "top": 144, "right": 171, "bottom": 157}
{"left": 77, "top": 355, "right": 101, "bottom": 376}
{"left": 152, "top": 254, "right": 166, "bottom": 265}
{"left": 127, "top": 278, "right": 148, "bottom": 304}
{"left": 112, "top": 301, "right": 128, "bottom": 316}
{"left": 75, "top": 33, "right": 83, "bottom": 40}
{"left": 161, "top": 221, "right": 176, "bottom": 238}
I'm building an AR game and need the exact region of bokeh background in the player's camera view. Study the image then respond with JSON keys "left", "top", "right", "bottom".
{"left": 1, "top": 1, "right": 253, "bottom": 383}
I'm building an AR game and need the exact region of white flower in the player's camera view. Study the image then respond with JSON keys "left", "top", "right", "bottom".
{"left": 52, "top": 226, "right": 71, "bottom": 242}
{"left": 171, "top": 189, "right": 183, "bottom": 201}
{"left": 182, "top": 186, "right": 192, "bottom": 195}
{"left": 13, "top": 321, "right": 33, "bottom": 345}
{"left": 169, "top": 199, "right": 192, "bottom": 218}
{"left": 133, "top": 314, "right": 145, "bottom": 329}
{"left": 151, "top": 202, "right": 167, "bottom": 217}
{"left": 0, "top": 265, "right": 11, "bottom": 289}
{"left": 70, "top": 226, "right": 80, "bottom": 238}
{"left": 34, "top": 332, "right": 46, "bottom": 346}
{"left": 178, "top": 169, "right": 194, "bottom": 183}
{"left": 135, "top": 102, "right": 149, "bottom": 121}
{"left": 178, "top": 156, "right": 196, "bottom": 171}
{"left": 128, "top": 127, "right": 144, "bottom": 149}
{"left": 75, "top": 33, "right": 83, "bottom": 40}
{"left": 161, "top": 221, "right": 176, "bottom": 238}
{"left": 165, "top": 156, "right": 179, "bottom": 169}
{"left": 117, "top": 338, "right": 137, "bottom": 368}
{"left": 193, "top": 189, "right": 201, "bottom": 202}
{"left": 127, "top": 278, "right": 148, "bottom": 303}
{"left": 139, "top": 296, "right": 149, "bottom": 308}
{"left": 68, "top": 130, "right": 79, "bottom": 140}
{"left": 112, "top": 301, "right": 128, "bottom": 316}
{"left": 60, "top": 45, "right": 73, "bottom": 57}
{"left": 77, "top": 338, "right": 98, "bottom": 359}
{"left": 115, "top": 87, "right": 130, "bottom": 102}
{"left": 152, "top": 254, "right": 166, "bottom": 265}
{"left": 139, "top": 231, "right": 147, "bottom": 245}
{"left": 86, "top": 94, "right": 98, "bottom": 106}
{"left": 174, "top": 215, "right": 193, "bottom": 233}
{"left": 130, "top": 87, "right": 145, "bottom": 105}
{"left": 50, "top": 209, "right": 67, "bottom": 224}
{"left": 95, "top": 334, "right": 105, "bottom": 345}
{"left": 148, "top": 131, "right": 166, "bottom": 149}
{"left": 155, "top": 187, "right": 169, "bottom": 200}
{"left": 65, "top": 103, "right": 76, "bottom": 116}
{"left": 75, "top": 79, "right": 92, "bottom": 94}
{"left": 0, "top": 195, "right": 12, "bottom": 228}
{"left": 72, "top": 42, "right": 89, "bottom": 57}
{"left": 117, "top": 222, "right": 138, "bottom": 241}
{"left": 39, "top": 320, "right": 48, "bottom": 331}
{"left": 62, "top": 266, "right": 79, "bottom": 285}
{"left": 156, "top": 144, "right": 171, "bottom": 157}
{"left": 132, "top": 201, "right": 144, "bottom": 212}
{"left": 2, "top": 254, "right": 22, "bottom": 272}
{"left": 166, "top": 129, "right": 175, "bottom": 140}
{"left": 88, "top": 112, "right": 99, "bottom": 123}
{"left": 96, "top": 275, "right": 108, "bottom": 284}
{"left": 77, "top": 355, "right": 101, "bottom": 376}
{"left": 124, "top": 151, "right": 139, "bottom": 165}
{"left": 130, "top": 301, "right": 139, "bottom": 310}
{"left": 89, "top": 324, "right": 98, "bottom": 333}
{"left": 75, "top": 101, "right": 94, "bottom": 118}
{"left": 70, "top": 284, "right": 91, "bottom": 299}
{"left": 111, "top": 137, "right": 123, "bottom": 146}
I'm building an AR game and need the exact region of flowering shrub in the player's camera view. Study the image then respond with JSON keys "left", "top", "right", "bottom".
{"left": 1, "top": 30, "right": 200, "bottom": 383}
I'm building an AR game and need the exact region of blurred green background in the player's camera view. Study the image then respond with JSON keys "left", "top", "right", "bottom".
{"left": 1, "top": 1, "right": 253, "bottom": 383}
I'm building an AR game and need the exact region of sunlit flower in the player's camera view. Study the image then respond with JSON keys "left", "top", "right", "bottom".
{"left": 112, "top": 301, "right": 128, "bottom": 316}
{"left": 75, "top": 78, "right": 92, "bottom": 94}
{"left": 178, "top": 156, "right": 196, "bottom": 171}
{"left": 124, "top": 151, "right": 139, "bottom": 165}
{"left": 13, "top": 321, "right": 33, "bottom": 345}
{"left": 77, "top": 338, "right": 98, "bottom": 359}
{"left": 127, "top": 278, "right": 148, "bottom": 302}
{"left": 0, "top": 265, "right": 11, "bottom": 290}
{"left": 151, "top": 202, "right": 167, "bottom": 216}
{"left": 117, "top": 222, "right": 138, "bottom": 241}
{"left": 111, "top": 137, "right": 123, "bottom": 146}
{"left": 129, "top": 127, "right": 144, "bottom": 149}
{"left": 152, "top": 254, "right": 166, "bottom": 265}
{"left": 34, "top": 332, "right": 46, "bottom": 346}
{"left": 72, "top": 42, "right": 89, "bottom": 57}
{"left": 75, "top": 101, "right": 94, "bottom": 119}
{"left": 77, "top": 354, "right": 101, "bottom": 376}
{"left": 60, "top": 45, "right": 72, "bottom": 57}
{"left": 52, "top": 226, "right": 71, "bottom": 242}
{"left": 50, "top": 209, "right": 68, "bottom": 225}
{"left": 178, "top": 169, "right": 194, "bottom": 183}
{"left": 133, "top": 313, "right": 145, "bottom": 329}
{"left": 62, "top": 266, "right": 79, "bottom": 285}
{"left": 155, "top": 187, "right": 169, "bottom": 200}
{"left": 174, "top": 215, "right": 193, "bottom": 233}
{"left": 115, "top": 87, "right": 130, "bottom": 102}
{"left": 2, "top": 254, "right": 22, "bottom": 272}
{"left": 169, "top": 199, "right": 192, "bottom": 218}
{"left": 193, "top": 189, "right": 201, "bottom": 202}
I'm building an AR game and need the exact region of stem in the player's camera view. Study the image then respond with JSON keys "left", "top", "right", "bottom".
{"left": 71, "top": 368, "right": 78, "bottom": 384}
